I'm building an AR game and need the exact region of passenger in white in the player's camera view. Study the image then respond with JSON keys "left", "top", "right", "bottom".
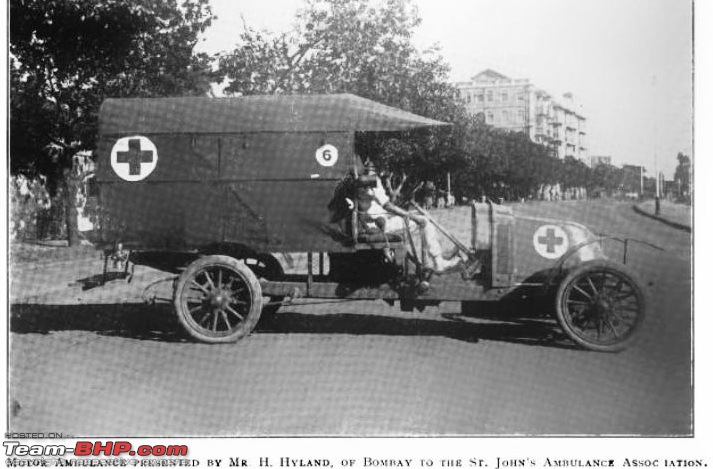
{"left": 356, "top": 161, "right": 465, "bottom": 273}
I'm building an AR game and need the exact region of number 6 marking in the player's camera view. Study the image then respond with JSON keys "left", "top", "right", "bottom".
{"left": 316, "top": 144, "right": 338, "bottom": 167}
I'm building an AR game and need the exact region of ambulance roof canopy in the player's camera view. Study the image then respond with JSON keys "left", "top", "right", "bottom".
{"left": 99, "top": 94, "right": 451, "bottom": 135}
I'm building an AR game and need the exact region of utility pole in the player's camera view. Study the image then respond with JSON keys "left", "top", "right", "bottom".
{"left": 655, "top": 171, "right": 661, "bottom": 215}
{"left": 654, "top": 147, "right": 660, "bottom": 214}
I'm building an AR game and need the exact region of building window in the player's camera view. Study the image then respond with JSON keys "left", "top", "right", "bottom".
{"left": 486, "top": 111, "right": 494, "bottom": 123}
{"left": 467, "top": 94, "right": 471, "bottom": 104}
{"left": 502, "top": 110, "right": 509, "bottom": 123}
{"left": 518, "top": 91, "right": 525, "bottom": 101}
{"left": 487, "top": 91, "right": 493, "bottom": 102}
{"left": 518, "top": 109, "right": 526, "bottom": 123}
{"left": 477, "top": 93, "right": 484, "bottom": 102}
{"left": 502, "top": 91, "right": 508, "bottom": 102}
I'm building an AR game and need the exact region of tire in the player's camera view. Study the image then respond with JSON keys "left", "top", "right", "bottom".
{"left": 173, "top": 255, "right": 262, "bottom": 343}
{"left": 555, "top": 260, "right": 646, "bottom": 352}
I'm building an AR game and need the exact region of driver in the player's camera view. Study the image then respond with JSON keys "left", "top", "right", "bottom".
{"left": 356, "top": 160, "right": 465, "bottom": 274}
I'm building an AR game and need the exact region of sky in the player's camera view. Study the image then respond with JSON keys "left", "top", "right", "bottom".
{"left": 195, "top": 0, "right": 693, "bottom": 178}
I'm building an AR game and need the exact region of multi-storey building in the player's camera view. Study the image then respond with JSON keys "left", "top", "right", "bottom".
{"left": 455, "top": 69, "right": 587, "bottom": 161}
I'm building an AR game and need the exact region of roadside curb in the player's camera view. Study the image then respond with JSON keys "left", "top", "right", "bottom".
{"left": 632, "top": 204, "right": 692, "bottom": 233}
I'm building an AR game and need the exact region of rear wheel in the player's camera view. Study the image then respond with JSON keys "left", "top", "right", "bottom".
{"left": 174, "top": 255, "right": 262, "bottom": 343}
{"left": 555, "top": 260, "right": 646, "bottom": 352}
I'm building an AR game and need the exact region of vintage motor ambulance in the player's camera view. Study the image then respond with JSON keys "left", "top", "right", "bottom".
{"left": 95, "top": 94, "right": 646, "bottom": 351}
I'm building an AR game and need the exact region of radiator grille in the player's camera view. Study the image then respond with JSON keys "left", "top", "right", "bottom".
{"left": 495, "top": 224, "right": 513, "bottom": 274}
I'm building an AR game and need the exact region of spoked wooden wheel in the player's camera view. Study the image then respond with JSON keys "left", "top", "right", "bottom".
{"left": 555, "top": 260, "right": 646, "bottom": 352}
{"left": 174, "top": 255, "right": 262, "bottom": 343}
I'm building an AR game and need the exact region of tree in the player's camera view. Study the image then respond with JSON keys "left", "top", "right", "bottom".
{"left": 673, "top": 152, "right": 691, "bottom": 201}
{"left": 10, "top": 0, "right": 216, "bottom": 244}
{"left": 220, "top": 0, "right": 419, "bottom": 100}
{"left": 559, "top": 156, "right": 591, "bottom": 191}
{"left": 589, "top": 162, "right": 624, "bottom": 196}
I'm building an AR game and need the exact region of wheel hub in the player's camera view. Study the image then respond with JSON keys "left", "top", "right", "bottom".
{"left": 595, "top": 296, "right": 611, "bottom": 314}
{"left": 209, "top": 289, "right": 231, "bottom": 309}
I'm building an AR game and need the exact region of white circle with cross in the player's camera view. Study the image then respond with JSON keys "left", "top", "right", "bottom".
{"left": 110, "top": 136, "right": 158, "bottom": 181}
{"left": 533, "top": 224, "right": 569, "bottom": 259}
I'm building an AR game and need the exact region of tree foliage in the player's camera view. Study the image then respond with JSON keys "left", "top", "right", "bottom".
{"left": 590, "top": 163, "right": 626, "bottom": 193}
{"left": 10, "top": 0, "right": 216, "bottom": 243}
{"left": 450, "top": 121, "right": 558, "bottom": 200}
{"left": 11, "top": 0, "right": 216, "bottom": 175}
{"left": 673, "top": 152, "right": 691, "bottom": 199}
{"left": 220, "top": 0, "right": 421, "bottom": 104}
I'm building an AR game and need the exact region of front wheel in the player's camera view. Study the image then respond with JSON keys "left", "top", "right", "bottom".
{"left": 555, "top": 260, "right": 646, "bottom": 352}
{"left": 173, "top": 255, "right": 262, "bottom": 343}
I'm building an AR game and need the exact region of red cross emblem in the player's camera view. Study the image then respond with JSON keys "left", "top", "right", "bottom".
{"left": 117, "top": 138, "right": 154, "bottom": 175}
{"left": 538, "top": 228, "right": 564, "bottom": 253}
{"left": 533, "top": 225, "right": 569, "bottom": 259}
{"left": 110, "top": 136, "right": 158, "bottom": 181}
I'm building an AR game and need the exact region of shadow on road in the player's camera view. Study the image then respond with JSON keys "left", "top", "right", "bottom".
{"left": 10, "top": 303, "right": 185, "bottom": 342}
{"left": 257, "top": 301, "right": 577, "bottom": 350}
{"left": 11, "top": 302, "right": 577, "bottom": 350}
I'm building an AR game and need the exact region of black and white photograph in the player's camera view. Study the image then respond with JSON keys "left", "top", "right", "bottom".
{"left": 5, "top": 0, "right": 699, "bottom": 443}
